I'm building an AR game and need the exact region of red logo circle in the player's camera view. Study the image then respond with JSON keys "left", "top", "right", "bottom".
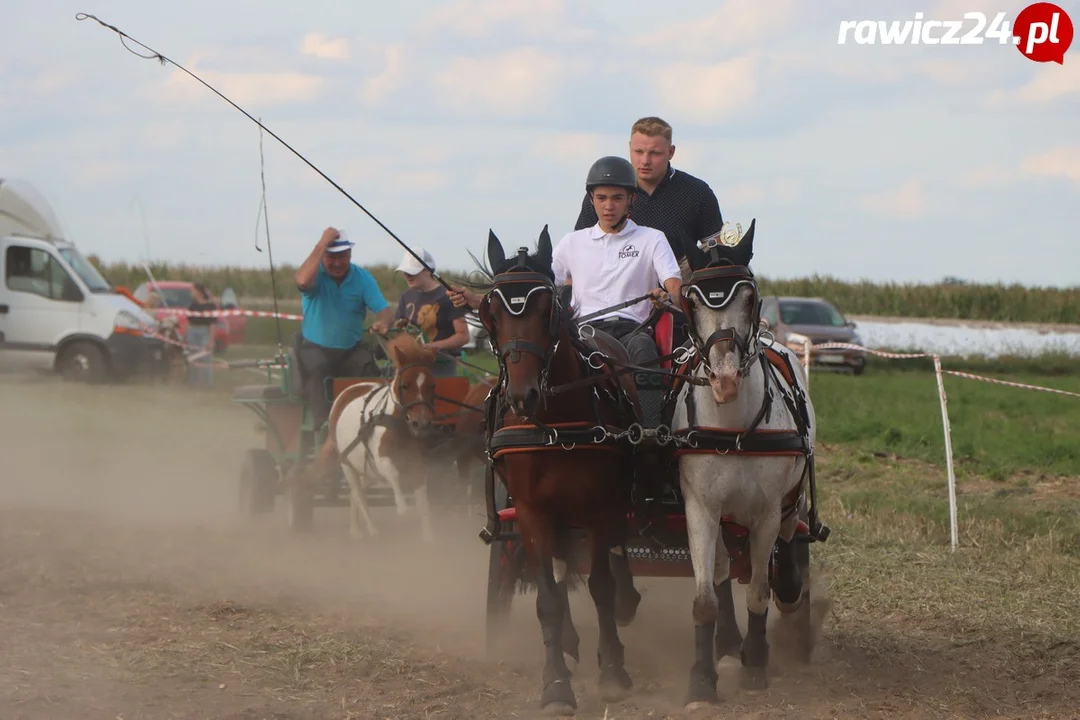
{"left": 1013, "top": 2, "right": 1074, "bottom": 63}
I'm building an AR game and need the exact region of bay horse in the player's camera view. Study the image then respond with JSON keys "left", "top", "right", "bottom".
{"left": 476, "top": 227, "right": 644, "bottom": 713}
{"left": 667, "top": 219, "right": 828, "bottom": 710}
{"left": 314, "top": 332, "right": 440, "bottom": 543}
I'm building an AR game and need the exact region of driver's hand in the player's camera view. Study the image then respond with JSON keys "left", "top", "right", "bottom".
{"left": 370, "top": 321, "right": 388, "bottom": 335}
{"left": 647, "top": 288, "right": 669, "bottom": 308}
{"left": 449, "top": 286, "right": 473, "bottom": 309}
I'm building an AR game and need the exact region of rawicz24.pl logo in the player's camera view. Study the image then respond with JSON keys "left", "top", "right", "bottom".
{"left": 837, "top": 2, "right": 1074, "bottom": 63}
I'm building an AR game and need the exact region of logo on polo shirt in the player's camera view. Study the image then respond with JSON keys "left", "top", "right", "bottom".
{"left": 618, "top": 244, "right": 640, "bottom": 259}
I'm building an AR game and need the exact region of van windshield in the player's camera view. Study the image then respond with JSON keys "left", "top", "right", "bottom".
{"left": 58, "top": 247, "right": 112, "bottom": 293}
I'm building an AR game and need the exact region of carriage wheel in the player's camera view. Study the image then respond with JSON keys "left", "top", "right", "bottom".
{"left": 286, "top": 468, "right": 315, "bottom": 534}
{"left": 484, "top": 483, "right": 523, "bottom": 657}
{"left": 239, "top": 448, "right": 277, "bottom": 515}
{"left": 778, "top": 495, "right": 815, "bottom": 663}
{"left": 485, "top": 537, "right": 525, "bottom": 658}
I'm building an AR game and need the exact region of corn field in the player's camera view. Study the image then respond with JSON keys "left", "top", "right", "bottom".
{"left": 89, "top": 257, "right": 1080, "bottom": 324}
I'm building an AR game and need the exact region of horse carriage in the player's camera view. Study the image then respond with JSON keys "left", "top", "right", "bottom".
{"left": 230, "top": 327, "right": 491, "bottom": 534}
{"left": 474, "top": 222, "right": 832, "bottom": 714}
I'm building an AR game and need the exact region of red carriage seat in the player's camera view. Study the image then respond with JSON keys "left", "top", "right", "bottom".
{"left": 655, "top": 311, "right": 674, "bottom": 370}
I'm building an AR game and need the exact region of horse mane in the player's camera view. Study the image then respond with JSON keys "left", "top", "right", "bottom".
{"left": 384, "top": 332, "right": 437, "bottom": 366}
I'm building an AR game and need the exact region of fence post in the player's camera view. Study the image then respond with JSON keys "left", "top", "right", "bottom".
{"left": 786, "top": 332, "right": 812, "bottom": 389}
{"left": 933, "top": 354, "right": 959, "bottom": 552}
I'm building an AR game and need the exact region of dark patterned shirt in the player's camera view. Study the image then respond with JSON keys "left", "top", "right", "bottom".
{"left": 574, "top": 165, "right": 724, "bottom": 262}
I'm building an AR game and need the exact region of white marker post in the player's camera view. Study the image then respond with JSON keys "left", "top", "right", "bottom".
{"left": 933, "top": 354, "right": 959, "bottom": 552}
{"left": 785, "top": 332, "right": 813, "bottom": 389}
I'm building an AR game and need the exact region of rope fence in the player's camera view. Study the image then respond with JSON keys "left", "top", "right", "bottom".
{"left": 785, "top": 333, "right": 1080, "bottom": 551}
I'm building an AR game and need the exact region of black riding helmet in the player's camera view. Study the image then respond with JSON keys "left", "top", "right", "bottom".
{"left": 585, "top": 156, "right": 638, "bottom": 194}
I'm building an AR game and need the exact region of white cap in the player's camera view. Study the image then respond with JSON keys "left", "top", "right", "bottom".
{"left": 396, "top": 248, "right": 435, "bottom": 275}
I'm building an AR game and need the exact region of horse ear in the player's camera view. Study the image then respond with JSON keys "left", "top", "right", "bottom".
{"left": 487, "top": 230, "right": 506, "bottom": 271}
{"left": 389, "top": 343, "right": 404, "bottom": 366}
{"left": 733, "top": 218, "right": 755, "bottom": 266}
{"left": 682, "top": 230, "right": 706, "bottom": 272}
{"left": 536, "top": 224, "right": 552, "bottom": 266}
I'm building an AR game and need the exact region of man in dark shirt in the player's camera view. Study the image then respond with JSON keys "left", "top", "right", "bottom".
{"left": 574, "top": 116, "right": 724, "bottom": 282}
{"left": 186, "top": 282, "right": 218, "bottom": 388}
{"left": 372, "top": 249, "right": 469, "bottom": 377}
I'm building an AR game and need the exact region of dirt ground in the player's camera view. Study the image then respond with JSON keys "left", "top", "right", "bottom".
{"left": 0, "top": 370, "right": 1076, "bottom": 720}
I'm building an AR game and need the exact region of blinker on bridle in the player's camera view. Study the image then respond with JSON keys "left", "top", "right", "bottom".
{"left": 480, "top": 247, "right": 561, "bottom": 395}
{"left": 682, "top": 251, "right": 762, "bottom": 377}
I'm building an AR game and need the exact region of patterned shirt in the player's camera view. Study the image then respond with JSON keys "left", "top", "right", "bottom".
{"left": 574, "top": 165, "right": 724, "bottom": 263}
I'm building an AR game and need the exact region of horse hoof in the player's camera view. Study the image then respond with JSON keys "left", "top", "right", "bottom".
{"left": 599, "top": 665, "right": 633, "bottom": 702}
{"left": 685, "top": 700, "right": 718, "bottom": 715}
{"left": 740, "top": 665, "right": 768, "bottom": 692}
{"left": 540, "top": 679, "right": 577, "bottom": 714}
{"left": 541, "top": 702, "right": 575, "bottom": 717}
{"left": 774, "top": 592, "right": 805, "bottom": 614}
{"left": 684, "top": 673, "right": 719, "bottom": 711}
{"left": 715, "top": 654, "right": 741, "bottom": 673}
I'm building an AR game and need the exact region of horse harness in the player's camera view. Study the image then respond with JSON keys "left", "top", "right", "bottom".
{"left": 475, "top": 252, "right": 829, "bottom": 544}
{"left": 337, "top": 361, "right": 445, "bottom": 480}
{"left": 666, "top": 262, "right": 828, "bottom": 541}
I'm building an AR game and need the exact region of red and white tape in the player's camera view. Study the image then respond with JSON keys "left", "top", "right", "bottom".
{"left": 810, "top": 341, "right": 932, "bottom": 360}
{"left": 939, "top": 369, "right": 1080, "bottom": 398}
{"left": 155, "top": 308, "right": 303, "bottom": 321}
{"left": 800, "top": 340, "right": 1078, "bottom": 398}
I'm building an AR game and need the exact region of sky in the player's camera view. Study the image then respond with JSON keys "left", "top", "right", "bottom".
{"left": 1, "top": 0, "right": 1078, "bottom": 288}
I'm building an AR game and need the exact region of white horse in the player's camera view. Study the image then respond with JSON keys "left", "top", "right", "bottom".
{"left": 314, "top": 333, "right": 439, "bottom": 543}
{"left": 670, "top": 220, "right": 826, "bottom": 711}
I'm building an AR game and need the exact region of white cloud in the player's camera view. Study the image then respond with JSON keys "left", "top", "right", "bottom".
{"left": 648, "top": 55, "right": 758, "bottom": 125}
{"left": 2, "top": 0, "right": 1076, "bottom": 287}
{"left": 533, "top": 132, "right": 618, "bottom": 170}
{"left": 360, "top": 45, "right": 405, "bottom": 106}
{"left": 151, "top": 64, "right": 327, "bottom": 107}
{"left": 1015, "top": 62, "right": 1080, "bottom": 103}
{"left": 631, "top": 0, "right": 801, "bottom": 56}
{"left": 1021, "top": 146, "right": 1080, "bottom": 184}
{"left": 301, "top": 33, "right": 350, "bottom": 61}
{"left": 961, "top": 165, "right": 1014, "bottom": 189}
{"left": 860, "top": 180, "right": 927, "bottom": 218}
{"left": 434, "top": 47, "right": 566, "bottom": 118}
{"left": 420, "top": 0, "right": 585, "bottom": 39}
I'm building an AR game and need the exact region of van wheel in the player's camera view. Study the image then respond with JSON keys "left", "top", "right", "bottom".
{"left": 59, "top": 342, "right": 109, "bottom": 383}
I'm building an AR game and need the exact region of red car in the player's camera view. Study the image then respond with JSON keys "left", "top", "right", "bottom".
{"left": 132, "top": 280, "right": 247, "bottom": 353}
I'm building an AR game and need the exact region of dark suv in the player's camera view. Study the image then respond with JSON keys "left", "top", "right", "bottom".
{"left": 760, "top": 296, "right": 866, "bottom": 375}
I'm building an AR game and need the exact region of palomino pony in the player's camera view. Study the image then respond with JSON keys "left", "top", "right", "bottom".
{"left": 315, "top": 332, "right": 440, "bottom": 543}
{"left": 668, "top": 219, "right": 828, "bottom": 710}
{"left": 476, "top": 227, "right": 644, "bottom": 713}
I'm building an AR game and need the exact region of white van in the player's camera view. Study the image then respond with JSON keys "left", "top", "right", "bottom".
{"left": 0, "top": 178, "right": 165, "bottom": 382}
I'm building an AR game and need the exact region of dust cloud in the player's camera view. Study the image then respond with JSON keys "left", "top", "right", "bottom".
{"left": 0, "top": 369, "right": 834, "bottom": 718}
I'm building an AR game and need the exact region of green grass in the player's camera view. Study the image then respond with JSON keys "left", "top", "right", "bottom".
{"left": 811, "top": 370, "right": 1080, "bottom": 480}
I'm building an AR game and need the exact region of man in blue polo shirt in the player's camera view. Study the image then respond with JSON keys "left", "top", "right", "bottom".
{"left": 294, "top": 227, "right": 393, "bottom": 429}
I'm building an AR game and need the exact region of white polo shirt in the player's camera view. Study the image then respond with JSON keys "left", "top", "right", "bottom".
{"left": 552, "top": 219, "right": 682, "bottom": 324}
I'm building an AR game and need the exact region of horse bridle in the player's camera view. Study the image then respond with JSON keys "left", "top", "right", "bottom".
{"left": 478, "top": 251, "right": 562, "bottom": 397}
{"left": 680, "top": 264, "right": 763, "bottom": 378}
{"left": 389, "top": 360, "right": 437, "bottom": 418}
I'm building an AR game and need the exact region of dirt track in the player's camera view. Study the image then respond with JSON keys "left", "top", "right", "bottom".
{"left": 0, "top": 371, "right": 1075, "bottom": 719}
